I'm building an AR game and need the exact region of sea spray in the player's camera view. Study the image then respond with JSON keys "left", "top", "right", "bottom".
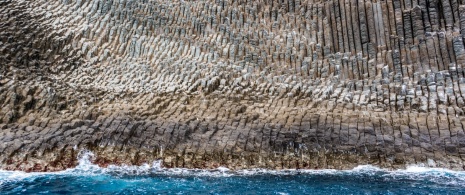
{"left": 1, "top": 152, "right": 465, "bottom": 194}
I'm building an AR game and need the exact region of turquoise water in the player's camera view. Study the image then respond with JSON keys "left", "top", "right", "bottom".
{"left": 1, "top": 152, "right": 465, "bottom": 194}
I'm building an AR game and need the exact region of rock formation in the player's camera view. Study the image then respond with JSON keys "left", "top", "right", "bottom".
{"left": 1, "top": 0, "right": 465, "bottom": 171}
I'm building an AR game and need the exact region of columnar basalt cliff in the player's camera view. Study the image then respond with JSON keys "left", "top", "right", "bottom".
{"left": 2, "top": 0, "right": 465, "bottom": 171}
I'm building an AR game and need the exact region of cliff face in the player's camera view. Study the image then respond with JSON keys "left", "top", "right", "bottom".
{"left": 1, "top": 0, "right": 465, "bottom": 171}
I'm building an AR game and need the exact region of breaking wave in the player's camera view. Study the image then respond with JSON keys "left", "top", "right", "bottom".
{"left": 1, "top": 151, "right": 465, "bottom": 194}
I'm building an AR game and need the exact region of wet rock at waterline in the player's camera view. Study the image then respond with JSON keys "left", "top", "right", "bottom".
{"left": 1, "top": 0, "right": 465, "bottom": 172}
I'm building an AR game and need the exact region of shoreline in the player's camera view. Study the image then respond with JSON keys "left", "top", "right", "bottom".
{"left": 0, "top": 148, "right": 463, "bottom": 173}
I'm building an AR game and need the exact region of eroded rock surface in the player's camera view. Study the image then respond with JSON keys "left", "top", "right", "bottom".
{"left": 2, "top": 0, "right": 465, "bottom": 171}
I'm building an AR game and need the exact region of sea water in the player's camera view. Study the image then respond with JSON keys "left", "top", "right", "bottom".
{"left": 1, "top": 152, "right": 464, "bottom": 194}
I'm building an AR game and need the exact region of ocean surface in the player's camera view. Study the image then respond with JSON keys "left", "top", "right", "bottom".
{"left": 1, "top": 152, "right": 464, "bottom": 194}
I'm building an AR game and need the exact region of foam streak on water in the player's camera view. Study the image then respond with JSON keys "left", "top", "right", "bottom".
{"left": 1, "top": 151, "right": 465, "bottom": 194}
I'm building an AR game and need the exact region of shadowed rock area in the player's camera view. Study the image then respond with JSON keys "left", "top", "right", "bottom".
{"left": 2, "top": 0, "right": 465, "bottom": 171}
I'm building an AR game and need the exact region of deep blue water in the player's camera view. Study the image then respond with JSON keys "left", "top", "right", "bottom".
{"left": 1, "top": 153, "right": 465, "bottom": 194}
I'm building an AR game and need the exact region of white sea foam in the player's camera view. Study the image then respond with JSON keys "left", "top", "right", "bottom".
{"left": 1, "top": 151, "right": 465, "bottom": 183}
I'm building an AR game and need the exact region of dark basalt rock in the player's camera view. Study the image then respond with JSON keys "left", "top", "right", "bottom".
{"left": 1, "top": 0, "right": 465, "bottom": 171}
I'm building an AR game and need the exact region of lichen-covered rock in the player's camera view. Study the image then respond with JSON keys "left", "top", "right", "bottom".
{"left": 2, "top": 0, "right": 465, "bottom": 171}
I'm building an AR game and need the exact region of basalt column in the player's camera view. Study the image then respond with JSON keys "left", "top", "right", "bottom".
{"left": 1, "top": 0, "right": 465, "bottom": 171}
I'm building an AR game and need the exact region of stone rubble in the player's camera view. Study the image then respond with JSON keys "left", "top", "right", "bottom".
{"left": 1, "top": 0, "right": 465, "bottom": 171}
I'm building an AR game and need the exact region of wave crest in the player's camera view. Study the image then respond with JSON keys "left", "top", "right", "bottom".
{"left": 1, "top": 151, "right": 464, "bottom": 186}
